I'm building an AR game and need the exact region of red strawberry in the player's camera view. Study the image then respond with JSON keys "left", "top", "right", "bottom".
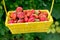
{"left": 23, "top": 10, "right": 27, "bottom": 15}
{"left": 16, "top": 7, "right": 23, "bottom": 12}
{"left": 39, "top": 15, "right": 48, "bottom": 21}
{"left": 39, "top": 13, "right": 46, "bottom": 18}
{"left": 26, "top": 10, "right": 34, "bottom": 17}
{"left": 40, "top": 17, "right": 48, "bottom": 21}
{"left": 14, "top": 19, "right": 17, "bottom": 23}
{"left": 9, "top": 19, "right": 14, "bottom": 24}
{"left": 10, "top": 12, "right": 16, "bottom": 20}
{"left": 39, "top": 17, "right": 46, "bottom": 21}
{"left": 31, "top": 9, "right": 35, "bottom": 14}
{"left": 27, "top": 11, "right": 32, "bottom": 17}
{"left": 40, "top": 11, "right": 48, "bottom": 17}
{"left": 24, "top": 16, "right": 28, "bottom": 22}
{"left": 30, "top": 14, "right": 34, "bottom": 18}
{"left": 33, "top": 14, "right": 38, "bottom": 19}
{"left": 28, "top": 17, "right": 35, "bottom": 22}
{"left": 43, "top": 12, "right": 48, "bottom": 17}
{"left": 17, "top": 12, "right": 25, "bottom": 19}
{"left": 39, "top": 13, "right": 48, "bottom": 21}
{"left": 17, "top": 19, "right": 24, "bottom": 23}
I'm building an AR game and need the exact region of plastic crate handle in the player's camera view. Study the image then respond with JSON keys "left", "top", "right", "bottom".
{"left": 2, "top": 0, "right": 7, "bottom": 14}
{"left": 2, "top": 0, "right": 54, "bottom": 15}
{"left": 50, "top": 0, "right": 54, "bottom": 14}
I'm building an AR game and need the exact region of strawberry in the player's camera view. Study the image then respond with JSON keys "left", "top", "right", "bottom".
{"left": 33, "top": 14, "right": 38, "bottom": 19}
{"left": 14, "top": 19, "right": 17, "bottom": 23}
{"left": 43, "top": 12, "right": 48, "bottom": 17}
{"left": 24, "top": 16, "right": 28, "bottom": 22}
{"left": 39, "top": 17, "right": 48, "bottom": 21}
{"left": 39, "top": 15, "right": 48, "bottom": 21}
{"left": 30, "top": 14, "right": 34, "bottom": 18}
{"left": 16, "top": 7, "right": 23, "bottom": 12}
{"left": 10, "top": 12, "right": 16, "bottom": 20}
{"left": 40, "top": 11, "right": 48, "bottom": 17}
{"left": 9, "top": 19, "right": 14, "bottom": 24}
{"left": 39, "top": 13, "right": 46, "bottom": 18}
{"left": 39, "top": 13, "right": 48, "bottom": 21}
{"left": 23, "top": 10, "right": 27, "bottom": 15}
{"left": 17, "top": 19, "right": 24, "bottom": 23}
{"left": 26, "top": 10, "right": 34, "bottom": 17}
{"left": 28, "top": 17, "right": 35, "bottom": 22}
{"left": 39, "top": 17, "right": 46, "bottom": 21}
{"left": 17, "top": 12, "right": 25, "bottom": 19}
{"left": 26, "top": 11, "right": 32, "bottom": 17}
{"left": 31, "top": 9, "right": 35, "bottom": 14}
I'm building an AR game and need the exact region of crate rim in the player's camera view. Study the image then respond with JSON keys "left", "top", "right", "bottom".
{"left": 5, "top": 10, "right": 53, "bottom": 26}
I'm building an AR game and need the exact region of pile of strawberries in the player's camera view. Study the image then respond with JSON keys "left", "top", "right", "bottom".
{"left": 9, "top": 7, "right": 48, "bottom": 24}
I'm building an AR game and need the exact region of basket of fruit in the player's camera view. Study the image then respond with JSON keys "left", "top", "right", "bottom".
{"left": 3, "top": 0, "right": 54, "bottom": 34}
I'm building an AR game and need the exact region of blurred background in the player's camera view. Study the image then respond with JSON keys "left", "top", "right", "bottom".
{"left": 0, "top": 0, "right": 60, "bottom": 40}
